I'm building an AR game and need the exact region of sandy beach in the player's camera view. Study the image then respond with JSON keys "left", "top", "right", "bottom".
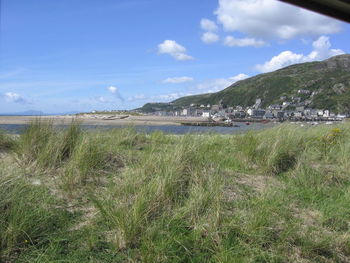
{"left": 0, "top": 115, "right": 209, "bottom": 126}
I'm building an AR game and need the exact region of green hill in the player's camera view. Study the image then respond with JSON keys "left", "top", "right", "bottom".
{"left": 139, "top": 54, "right": 350, "bottom": 113}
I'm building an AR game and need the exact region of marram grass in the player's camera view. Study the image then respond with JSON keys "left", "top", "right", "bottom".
{"left": 0, "top": 121, "right": 349, "bottom": 262}
{"left": 0, "top": 130, "right": 15, "bottom": 151}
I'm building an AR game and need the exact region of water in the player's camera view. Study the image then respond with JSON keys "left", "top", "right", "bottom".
{"left": 0, "top": 123, "right": 276, "bottom": 135}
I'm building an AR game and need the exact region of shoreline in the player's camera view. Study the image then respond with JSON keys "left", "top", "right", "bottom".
{"left": 0, "top": 115, "right": 209, "bottom": 126}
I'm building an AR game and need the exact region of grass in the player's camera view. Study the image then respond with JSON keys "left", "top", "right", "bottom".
{"left": 16, "top": 119, "right": 82, "bottom": 169}
{"left": 0, "top": 121, "right": 349, "bottom": 262}
{"left": 0, "top": 130, "right": 15, "bottom": 151}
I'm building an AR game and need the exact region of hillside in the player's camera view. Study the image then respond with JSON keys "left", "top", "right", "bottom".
{"left": 139, "top": 54, "right": 350, "bottom": 113}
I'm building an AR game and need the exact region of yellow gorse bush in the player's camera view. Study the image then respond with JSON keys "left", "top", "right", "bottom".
{"left": 331, "top": 128, "right": 341, "bottom": 134}
{"left": 320, "top": 128, "right": 342, "bottom": 145}
{"left": 318, "top": 127, "right": 343, "bottom": 156}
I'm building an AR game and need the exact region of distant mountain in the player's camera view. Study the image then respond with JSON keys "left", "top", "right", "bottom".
{"left": 0, "top": 110, "right": 45, "bottom": 116}
{"left": 48, "top": 111, "right": 80, "bottom": 115}
{"left": 0, "top": 110, "right": 79, "bottom": 116}
{"left": 138, "top": 54, "right": 350, "bottom": 114}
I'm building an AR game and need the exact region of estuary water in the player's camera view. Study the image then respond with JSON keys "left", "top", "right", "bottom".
{"left": 0, "top": 122, "right": 276, "bottom": 135}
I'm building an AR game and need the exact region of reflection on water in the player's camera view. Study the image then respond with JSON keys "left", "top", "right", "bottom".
{"left": 0, "top": 123, "right": 276, "bottom": 135}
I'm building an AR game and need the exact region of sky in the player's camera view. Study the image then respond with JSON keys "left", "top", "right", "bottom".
{"left": 0, "top": 0, "right": 349, "bottom": 113}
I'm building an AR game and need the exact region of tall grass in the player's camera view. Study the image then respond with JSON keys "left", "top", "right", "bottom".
{"left": 16, "top": 119, "right": 82, "bottom": 169}
{"left": 0, "top": 170, "right": 72, "bottom": 262}
{"left": 0, "top": 129, "right": 15, "bottom": 151}
{"left": 1, "top": 121, "right": 349, "bottom": 262}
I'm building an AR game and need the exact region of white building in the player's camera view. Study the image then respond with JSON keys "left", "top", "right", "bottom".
{"left": 323, "top": 110, "right": 330, "bottom": 118}
{"left": 202, "top": 111, "right": 211, "bottom": 118}
{"left": 298, "top": 89, "right": 311, "bottom": 94}
{"left": 247, "top": 109, "right": 266, "bottom": 117}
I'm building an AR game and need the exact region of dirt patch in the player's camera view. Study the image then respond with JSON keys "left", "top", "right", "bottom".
{"left": 288, "top": 246, "right": 313, "bottom": 263}
{"left": 235, "top": 173, "right": 279, "bottom": 193}
{"left": 293, "top": 207, "right": 323, "bottom": 227}
{"left": 222, "top": 171, "right": 281, "bottom": 202}
{"left": 69, "top": 206, "right": 98, "bottom": 231}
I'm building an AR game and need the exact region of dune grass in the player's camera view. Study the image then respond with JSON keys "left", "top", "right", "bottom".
{"left": 0, "top": 130, "right": 15, "bottom": 151}
{"left": 0, "top": 121, "right": 349, "bottom": 262}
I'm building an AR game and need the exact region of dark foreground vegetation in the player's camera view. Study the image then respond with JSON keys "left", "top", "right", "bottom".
{"left": 0, "top": 120, "right": 349, "bottom": 262}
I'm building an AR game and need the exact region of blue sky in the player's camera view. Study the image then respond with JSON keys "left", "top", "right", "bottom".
{"left": 1, "top": 0, "right": 349, "bottom": 113}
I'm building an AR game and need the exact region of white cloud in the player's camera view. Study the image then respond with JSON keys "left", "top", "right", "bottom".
{"left": 107, "top": 86, "right": 124, "bottom": 101}
{"left": 127, "top": 93, "right": 190, "bottom": 103}
{"left": 158, "top": 40, "right": 194, "bottom": 61}
{"left": 97, "top": 96, "right": 108, "bottom": 103}
{"left": 215, "top": 0, "right": 341, "bottom": 40}
{"left": 255, "top": 36, "right": 344, "bottom": 73}
{"left": 127, "top": 94, "right": 146, "bottom": 101}
{"left": 229, "top": 73, "right": 250, "bottom": 82}
{"left": 200, "top": 18, "right": 220, "bottom": 44}
{"left": 129, "top": 74, "right": 249, "bottom": 103}
{"left": 162, "top": 76, "right": 194, "bottom": 84}
{"left": 4, "top": 92, "right": 27, "bottom": 104}
{"left": 197, "top": 73, "right": 249, "bottom": 93}
{"left": 197, "top": 78, "right": 232, "bottom": 92}
{"left": 201, "top": 32, "right": 220, "bottom": 44}
{"left": 256, "top": 51, "right": 305, "bottom": 73}
{"left": 150, "top": 92, "right": 193, "bottom": 102}
{"left": 224, "top": 36, "right": 266, "bottom": 47}
{"left": 200, "top": 18, "right": 218, "bottom": 32}
{"left": 308, "top": 35, "right": 344, "bottom": 60}
{"left": 108, "top": 86, "right": 117, "bottom": 93}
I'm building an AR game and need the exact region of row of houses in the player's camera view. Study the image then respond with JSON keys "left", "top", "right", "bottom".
{"left": 151, "top": 99, "right": 347, "bottom": 121}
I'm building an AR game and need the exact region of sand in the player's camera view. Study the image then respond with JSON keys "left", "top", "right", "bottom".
{"left": 0, "top": 115, "right": 209, "bottom": 126}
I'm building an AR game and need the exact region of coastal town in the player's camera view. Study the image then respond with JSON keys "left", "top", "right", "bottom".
{"left": 139, "top": 89, "right": 348, "bottom": 124}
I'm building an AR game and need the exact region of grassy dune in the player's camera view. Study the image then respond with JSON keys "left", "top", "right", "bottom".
{"left": 0, "top": 120, "right": 349, "bottom": 262}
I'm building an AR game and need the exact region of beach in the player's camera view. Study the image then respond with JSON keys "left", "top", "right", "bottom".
{"left": 0, "top": 115, "right": 208, "bottom": 126}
